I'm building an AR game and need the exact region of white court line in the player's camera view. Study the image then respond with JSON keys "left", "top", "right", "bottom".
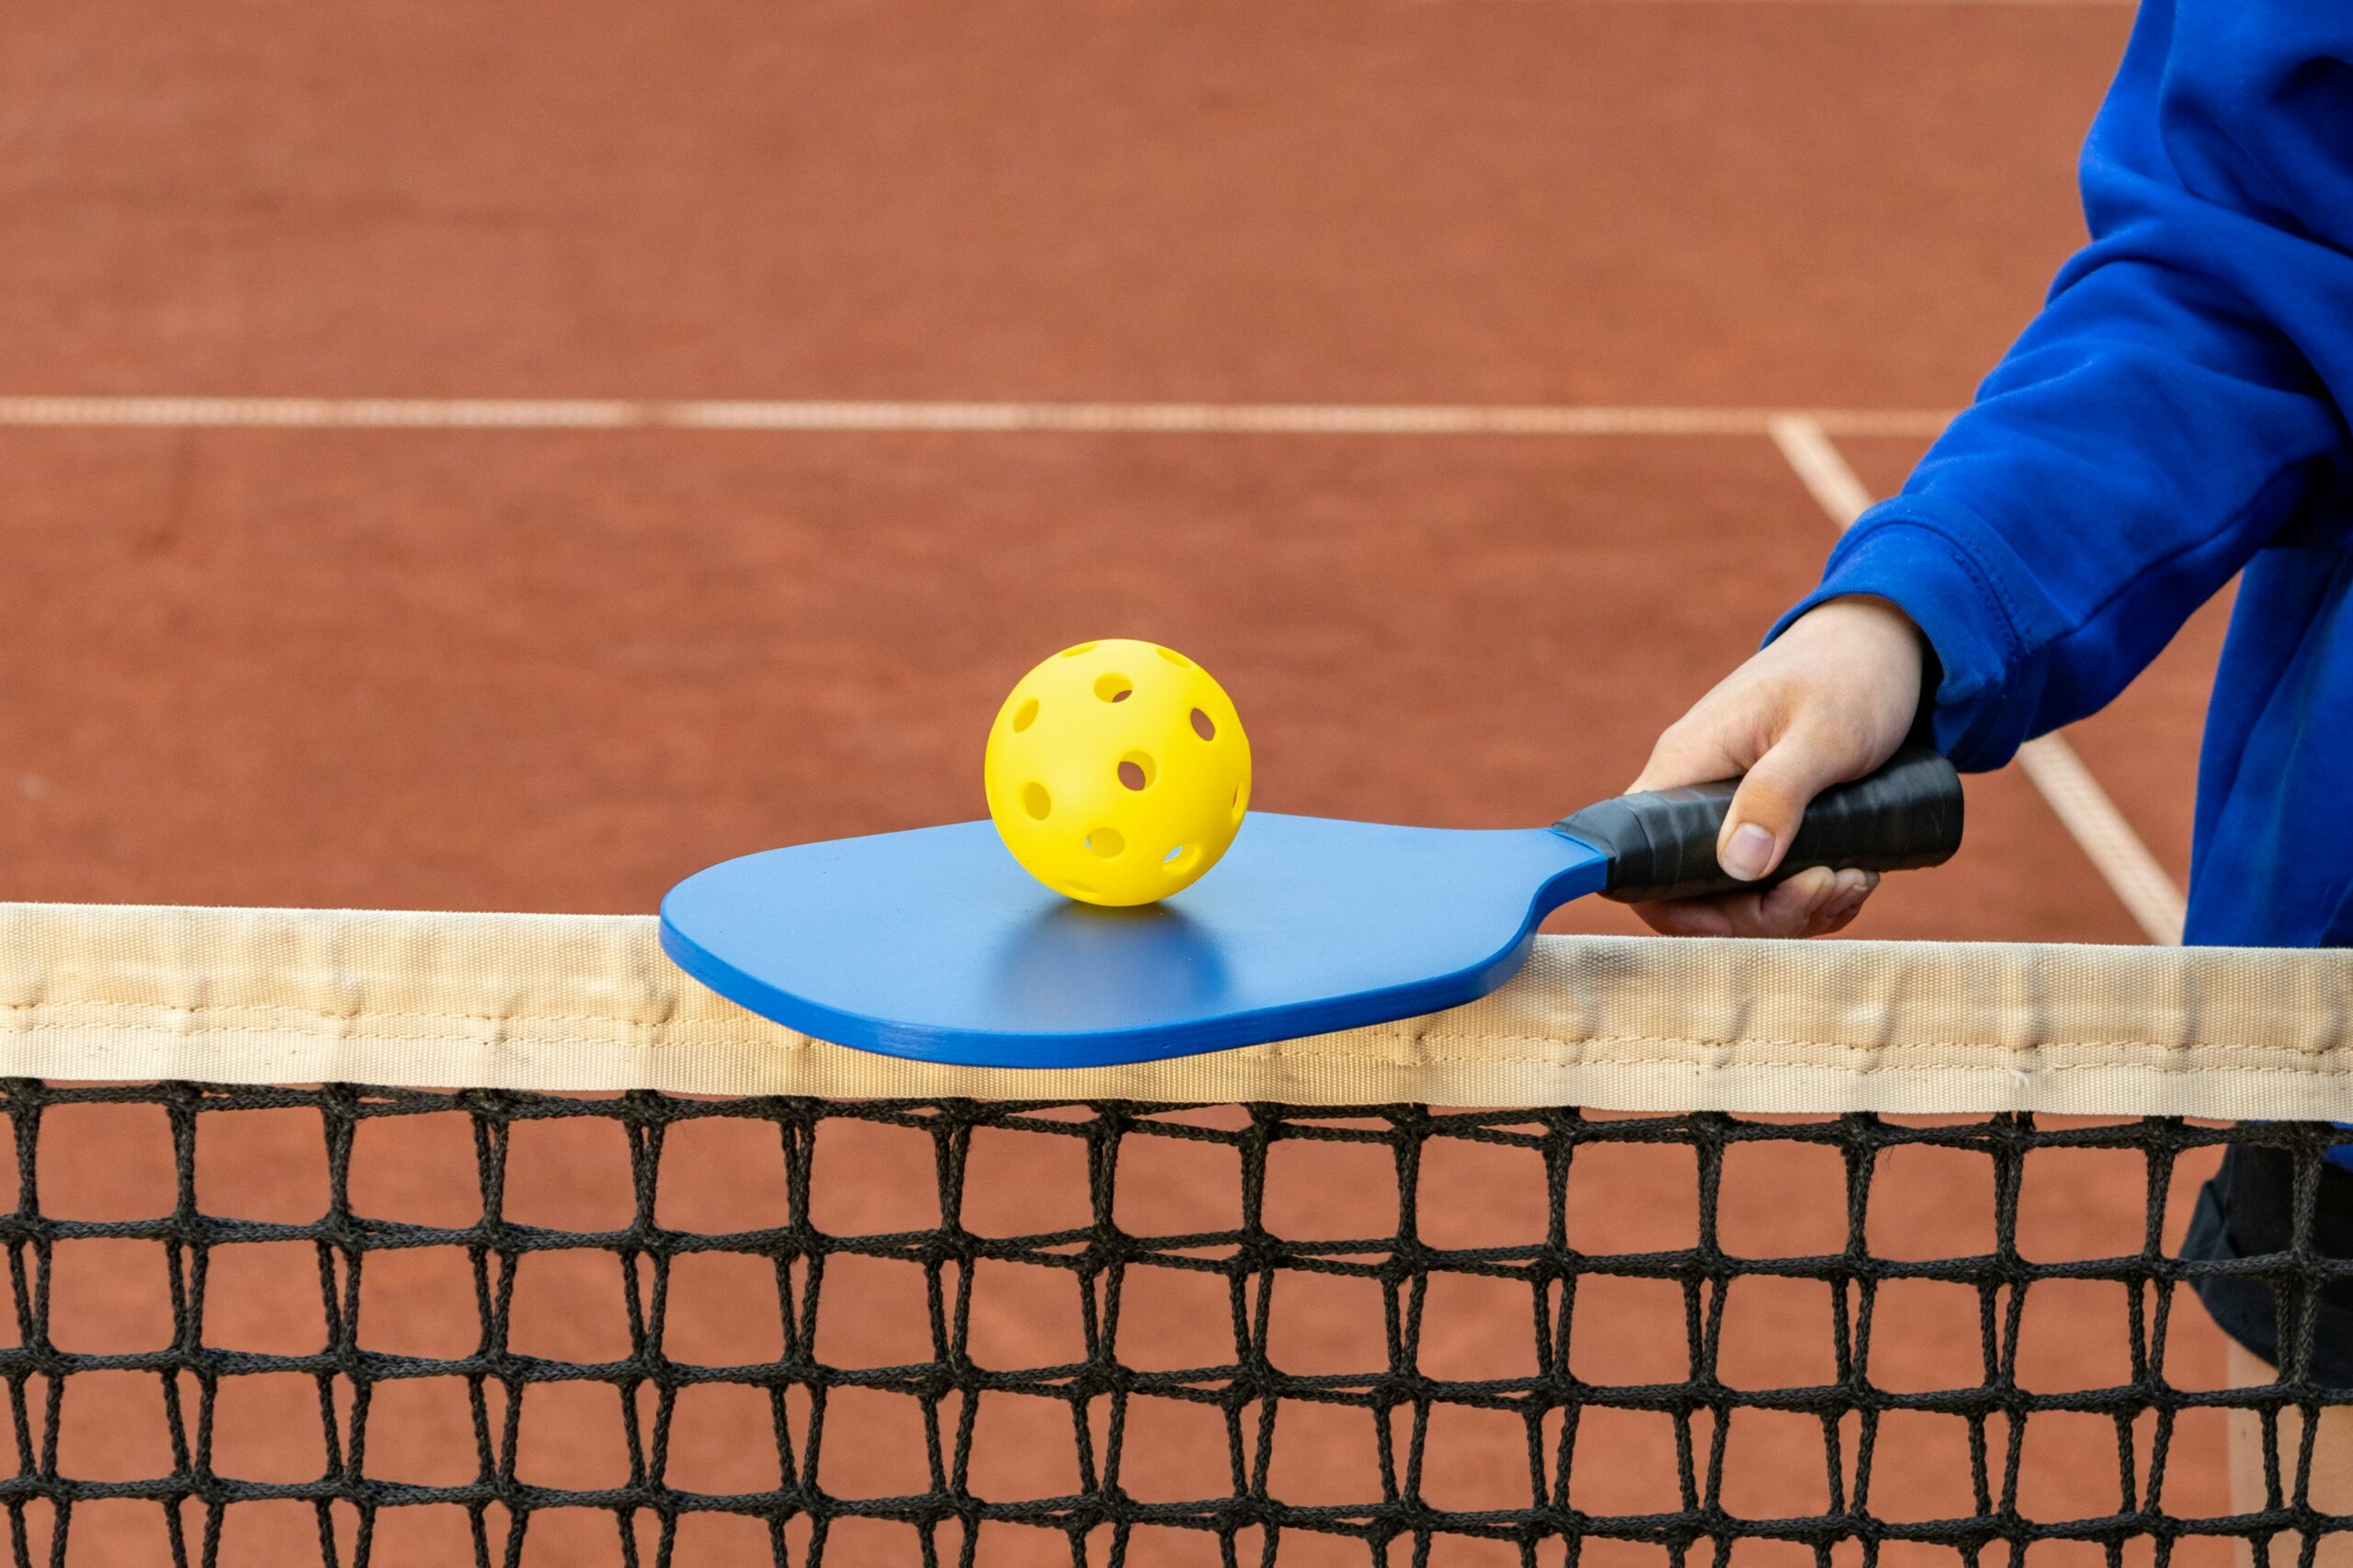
{"left": 0, "top": 395, "right": 1954, "bottom": 439}
{"left": 4, "top": 388, "right": 2177, "bottom": 936}
{"left": 1768, "top": 414, "right": 2188, "bottom": 945}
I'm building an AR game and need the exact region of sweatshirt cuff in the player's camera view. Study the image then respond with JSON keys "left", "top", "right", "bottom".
{"left": 1766, "top": 499, "right": 2058, "bottom": 770}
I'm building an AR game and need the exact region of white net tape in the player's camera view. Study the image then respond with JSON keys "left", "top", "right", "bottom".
{"left": 2, "top": 901, "right": 2348, "bottom": 1114}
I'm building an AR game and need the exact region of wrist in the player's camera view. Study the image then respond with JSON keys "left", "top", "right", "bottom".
{"left": 1819, "top": 595, "right": 1941, "bottom": 750}
{"left": 1805, "top": 594, "right": 1925, "bottom": 649}
{"left": 1785, "top": 595, "right": 1936, "bottom": 753}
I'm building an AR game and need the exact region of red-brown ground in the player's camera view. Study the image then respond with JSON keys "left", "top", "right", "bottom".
{"left": 0, "top": 3, "right": 2250, "bottom": 1563}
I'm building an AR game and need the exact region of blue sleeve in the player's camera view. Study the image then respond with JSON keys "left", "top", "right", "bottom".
{"left": 1773, "top": 0, "right": 2353, "bottom": 771}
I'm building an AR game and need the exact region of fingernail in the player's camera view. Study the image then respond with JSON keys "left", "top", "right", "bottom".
{"left": 1722, "top": 824, "right": 1775, "bottom": 881}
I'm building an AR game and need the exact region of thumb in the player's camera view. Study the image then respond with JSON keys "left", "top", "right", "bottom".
{"left": 1714, "top": 727, "right": 1862, "bottom": 882}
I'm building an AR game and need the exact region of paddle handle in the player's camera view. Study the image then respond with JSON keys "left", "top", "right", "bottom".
{"left": 1554, "top": 747, "right": 1964, "bottom": 904}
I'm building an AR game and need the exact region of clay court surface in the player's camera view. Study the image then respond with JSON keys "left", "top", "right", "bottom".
{"left": 0, "top": 2, "right": 2255, "bottom": 1563}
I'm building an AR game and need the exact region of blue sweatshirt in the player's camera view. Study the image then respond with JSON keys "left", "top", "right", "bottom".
{"left": 1773, "top": 0, "right": 2353, "bottom": 949}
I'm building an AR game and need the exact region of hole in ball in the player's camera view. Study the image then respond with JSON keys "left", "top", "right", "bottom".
{"left": 1011, "top": 699, "right": 1040, "bottom": 733}
{"left": 1023, "top": 783, "right": 1051, "bottom": 821}
{"left": 1094, "top": 673, "right": 1132, "bottom": 703}
{"left": 1232, "top": 783, "right": 1247, "bottom": 824}
{"left": 1060, "top": 642, "right": 1098, "bottom": 658}
{"left": 1189, "top": 708, "right": 1216, "bottom": 741}
{"left": 1118, "top": 753, "right": 1155, "bottom": 791}
{"left": 1157, "top": 648, "right": 1193, "bottom": 668}
{"left": 1086, "top": 827, "right": 1125, "bottom": 858}
{"left": 1163, "top": 845, "right": 1197, "bottom": 872}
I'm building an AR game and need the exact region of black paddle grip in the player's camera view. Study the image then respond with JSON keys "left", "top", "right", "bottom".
{"left": 1554, "top": 747, "right": 1963, "bottom": 904}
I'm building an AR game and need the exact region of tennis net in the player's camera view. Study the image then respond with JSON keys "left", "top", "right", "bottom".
{"left": 0, "top": 902, "right": 2348, "bottom": 1567}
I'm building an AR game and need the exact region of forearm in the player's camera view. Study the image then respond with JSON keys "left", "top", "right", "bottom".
{"left": 1773, "top": 0, "right": 2353, "bottom": 770}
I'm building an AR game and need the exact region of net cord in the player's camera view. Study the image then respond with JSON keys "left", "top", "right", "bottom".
{"left": 2, "top": 902, "right": 2349, "bottom": 1115}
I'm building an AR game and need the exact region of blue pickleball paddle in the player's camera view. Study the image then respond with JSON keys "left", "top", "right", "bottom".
{"left": 660, "top": 749, "right": 1961, "bottom": 1068}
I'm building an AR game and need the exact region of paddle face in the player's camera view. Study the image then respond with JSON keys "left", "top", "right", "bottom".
{"left": 660, "top": 812, "right": 1608, "bottom": 1067}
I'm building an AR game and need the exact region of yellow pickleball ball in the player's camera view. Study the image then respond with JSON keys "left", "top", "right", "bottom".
{"left": 984, "top": 640, "right": 1252, "bottom": 906}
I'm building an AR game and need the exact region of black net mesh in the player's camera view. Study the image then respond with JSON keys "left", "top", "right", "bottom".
{"left": 0, "top": 1079, "right": 2347, "bottom": 1567}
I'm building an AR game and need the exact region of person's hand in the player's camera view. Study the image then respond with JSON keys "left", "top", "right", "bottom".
{"left": 1628, "top": 596, "right": 1928, "bottom": 938}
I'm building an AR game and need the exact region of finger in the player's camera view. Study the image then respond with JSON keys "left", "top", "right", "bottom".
{"left": 1797, "top": 866, "right": 1872, "bottom": 927}
{"left": 1715, "top": 725, "right": 1872, "bottom": 883}
{"left": 1627, "top": 710, "right": 1751, "bottom": 796}
{"left": 1633, "top": 866, "right": 1847, "bottom": 940}
{"left": 1725, "top": 865, "right": 1845, "bottom": 937}
{"left": 1817, "top": 901, "right": 1864, "bottom": 937}
{"left": 1629, "top": 896, "right": 1736, "bottom": 937}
